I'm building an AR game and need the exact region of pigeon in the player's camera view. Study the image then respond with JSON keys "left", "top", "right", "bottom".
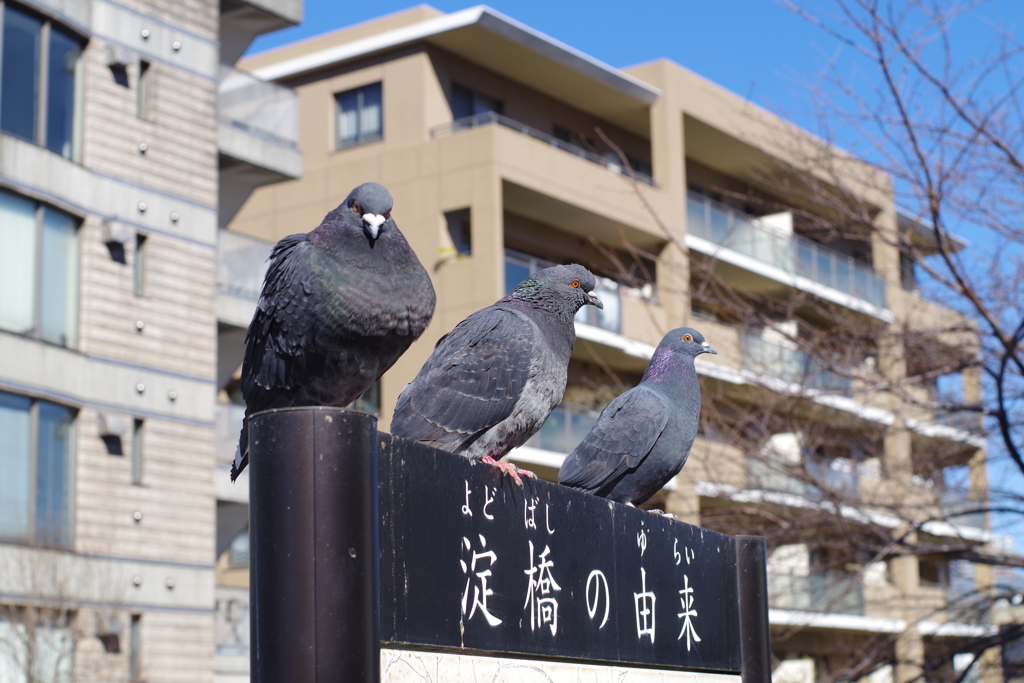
{"left": 558, "top": 327, "right": 716, "bottom": 506}
{"left": 231, "top": 182, "right": 436, "bottom": 481}
{"left": 390, "top": 264, "right": 603, "bottom": 484}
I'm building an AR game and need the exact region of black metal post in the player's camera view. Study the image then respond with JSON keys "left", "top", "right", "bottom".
{"left": 249, "top": 407, "right": 380, "bottom": 683}
{"left": 735, "top": 535, "right": 771, "bottom": 683}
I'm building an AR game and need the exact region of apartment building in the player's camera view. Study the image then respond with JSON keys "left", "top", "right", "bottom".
{"left": 219, "top": 6, "right": 1002, "bottom": 683}
{"left": 0, "top": 0, "right": 300, "bottom": 679}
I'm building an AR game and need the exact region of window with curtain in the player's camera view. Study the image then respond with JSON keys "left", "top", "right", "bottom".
{"left": 335, "top": 82, "right": 382, "bottom": 149}
{"left": 0, "top": 2, "right": 83, "bottom": 160}
{"left": 0, "top": 188, "right": 80, "bottom": 347}
{"left": 0, "top": 390, "right": 75, "bottom": 548}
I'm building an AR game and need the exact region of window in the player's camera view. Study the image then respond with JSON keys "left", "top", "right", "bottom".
{"left": 553, "top": 125, "right": 587, "bottom": 149}
{"left": 228, "top": 527, "right": 249, "bottom": 567}
{"left": 335, "top": 82, "right": 381, "bottom": 148}
{"left": 444, "top": 209, "right": 471, "bottom": 256}
{"left": 451, "top": 83, "right": 501, "bottom": 120}
{"left": 128, "top": 614, "right": 141, "bottom": 681}
{"left": 900, "top": 252, "right": 917, "bottom": 291}
{"left": 131, "top": 419, "right": 143, "bottom": 485}
{"left": 136, "top": 60, "right": 151, "bottom": 120}
{"left": 134, "top": 233, "right": 147, "bottom": 296}
{"left": 505, "top": 248, "right": 622, "bottom": 333}
{"left": 0, "top": 607, "right": 74, "bottom": 680}
{"left": 0, "top": 188, "right": 80, "bottom": 347}
{"left": 347, "top": 381, "right": 380, "bottom": 415}
{"left": 0, "top": 391, "right": 75, "bottom": 548}
{"left": 0, "top": 3, "right": 82, "bottom": 160}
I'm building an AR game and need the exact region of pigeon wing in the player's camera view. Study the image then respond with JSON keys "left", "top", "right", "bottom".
{"left": 392, "top": 307, "right": 534, "bottom": 447}
{"left": 241, "top": 234, "right": 325, "bottom": 413}
{"left": 558, "top": 386, "right": 670, "bottom": 492}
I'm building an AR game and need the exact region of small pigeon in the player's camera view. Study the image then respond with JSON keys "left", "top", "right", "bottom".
{"left": 558, "top": 327, "right": 716, "bottom": 506}
{"left": 391, "top": 265, "right": 603, "bottom": 484}
{"left": 231, "top": 182, "right": 436, "bottom": 481}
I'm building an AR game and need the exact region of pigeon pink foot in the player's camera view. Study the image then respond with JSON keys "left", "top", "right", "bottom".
{"left": 480, "top": 455, "right": 535, "bottom": 486}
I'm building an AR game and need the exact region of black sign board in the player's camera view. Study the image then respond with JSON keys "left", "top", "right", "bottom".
{"left": 248, "top": 408, "right": 768, "bottom": 683}
{"left": 380, "top": 435, "right": 742, "bottom": 672}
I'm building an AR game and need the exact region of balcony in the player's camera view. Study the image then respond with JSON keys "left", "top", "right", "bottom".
{"left": 214, "top": 585, "right": 250, "bottom": 677}
{"left": 216, "top": 229, "right": 272, "bottom": 327}
{"left": 940, "top": 487, "right": 987, "bottom": 530}
{"left": 748, "top": 455, "right": 859, "bottom": 500}
{"left": 505, "top": 250, "right": 624, "bottom": 334}
{"left": 218, "top": 65, "right": 302, "bottom": 227}
{"left": 687, "top": 191, "right": 886, "bottom": 311}
{"left": 220, "top": 0, "right": 301, "bottom": 64}
{"left": 215, "top": 401, "right": 246, "bottom": 467}
{"left": 768, "top": 570, "right": 865, "bottom": 615}
{"left": 740, "top": 332, "right": 852, "bottom": 392}
{"left": 433, "top": 112, "right": 656, "bottom": 187}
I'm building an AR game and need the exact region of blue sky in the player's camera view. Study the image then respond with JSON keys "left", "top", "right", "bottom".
{"left": 249, "top": 2, "right": 1024, "bottom": 550}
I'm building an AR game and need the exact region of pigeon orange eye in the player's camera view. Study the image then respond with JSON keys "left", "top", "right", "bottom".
{"left": 352, "top": 202, "right": 361, "bottom": 214}
{"left": 571, "top": 280, "right": 580, "bottom": 288}
{"left": 683, "top": 334, "right": 693, "bottom": 342}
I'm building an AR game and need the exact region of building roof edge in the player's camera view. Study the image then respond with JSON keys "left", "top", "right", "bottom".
{"left": 251, "top": 5, "right": 661, "bottom": 103}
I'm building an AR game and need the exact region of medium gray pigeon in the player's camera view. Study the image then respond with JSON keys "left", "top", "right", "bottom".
{"left": 558, "top": 327, "right": 716, "bottom": 505}
{"left": 231, "top": 182, "right": 436, "bottom": 481}
{"left": 390, "top": 264, "right": 602, "bottom": 484}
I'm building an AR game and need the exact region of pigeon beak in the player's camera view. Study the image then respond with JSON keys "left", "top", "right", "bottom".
{"left": 587, "top": 291, "right": 604, "bottom": 309}
{"left": 362, "top": 213, "right": 386, "bottom": 239}
{"left": 701, "top": 341, "right": 718, "bottom": 355}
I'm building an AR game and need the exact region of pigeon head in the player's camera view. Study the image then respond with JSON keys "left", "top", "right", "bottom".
{"left": 508, "top": 264, "right": 603, "bottom": 314}
{"left": 643, "top": 327, "right": 717, "bottom": 381}
{"left": 662, "top": 327, "right": 717, "bottom": 357}
{"left": 344, "top": 182, "right": 394, "bottom": 241}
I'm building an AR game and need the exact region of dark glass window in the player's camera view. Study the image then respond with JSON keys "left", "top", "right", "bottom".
{"left": 0, "top": 4, "right": 81, "bottom": 159}
{"left": 0, "top": 390, "right": 75, "bottom": 548}
{"left": 134, "top": 233, "right": 147, "bottom": 296}
{"left": 129, "top": 614, "right": 141, "bottom": 680}
{"left": 46, "top": 27, "right": 79, "bottom": 157}
{"left": 445, "top": 208, "right": 471, "bottom": 256}
{"left": 1, "top": 5, "right": 41, "bottom": 141}
{"left": 452, "top": 83, "right": 502, "bottom": 120}
{"left": 137, "top": 60, "right": 151, "bottom": 119}
{"left": 335, "top": 82, "right": 382, "bottom": 148}
{"left": 132, "top": 418, "right": 144, "bottom": 485}
{"left": 348, "top": 380, "right": 381, "bottom": 415}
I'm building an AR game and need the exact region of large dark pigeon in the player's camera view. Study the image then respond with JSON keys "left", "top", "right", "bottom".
{"left": 231, "top": 182, "right": 436, "bottom": 481}
{"left": 558, "top": 327, "right": 716, "bottom": 506}
{"left": 391, "top": 265, "right": 602, "bottom": 484}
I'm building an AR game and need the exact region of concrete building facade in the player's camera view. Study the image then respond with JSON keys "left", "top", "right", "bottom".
{"left": 0, "top": 0, "right": 300, "bottom": 679}
{"left": 221, "top": 6, "right": 1001, "bottom": 683}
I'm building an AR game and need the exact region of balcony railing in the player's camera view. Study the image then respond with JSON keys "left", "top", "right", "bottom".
{"left": 218, "top": 64, "right": 298, "bottom": 146}
{"left": 215, "top": 585, "right": 250, "bottom": 653}
{"left": 525, "top": 404, "right": 598, "bottom": 454}
{"left": 505, "top": 252, "right": 623, "bottom": 333}
{"left": 740, "top": 332, "right": 852, "bottom": 392}
{"left": 940, "top": 487, "right": 988, "bottom": 530}
{"left": 748, "top": 456, "right": 859, "bottom": 500}
{"left": 432, "top": 111, "right": 657, "bottom": 187}
{"left": 217, "top": 230, "right": 273, "bottom": 300}
{"left": 216, "top": 402, "right": 246, "bottom": 466}
{"left": 935, "top": 409, "right": 984, "bottom": 434}
{"left": 768, "top": 570, "right": 864, "bottom": 615}
{"left": 687, "top": 191, "right": 886, "bottom": 308}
